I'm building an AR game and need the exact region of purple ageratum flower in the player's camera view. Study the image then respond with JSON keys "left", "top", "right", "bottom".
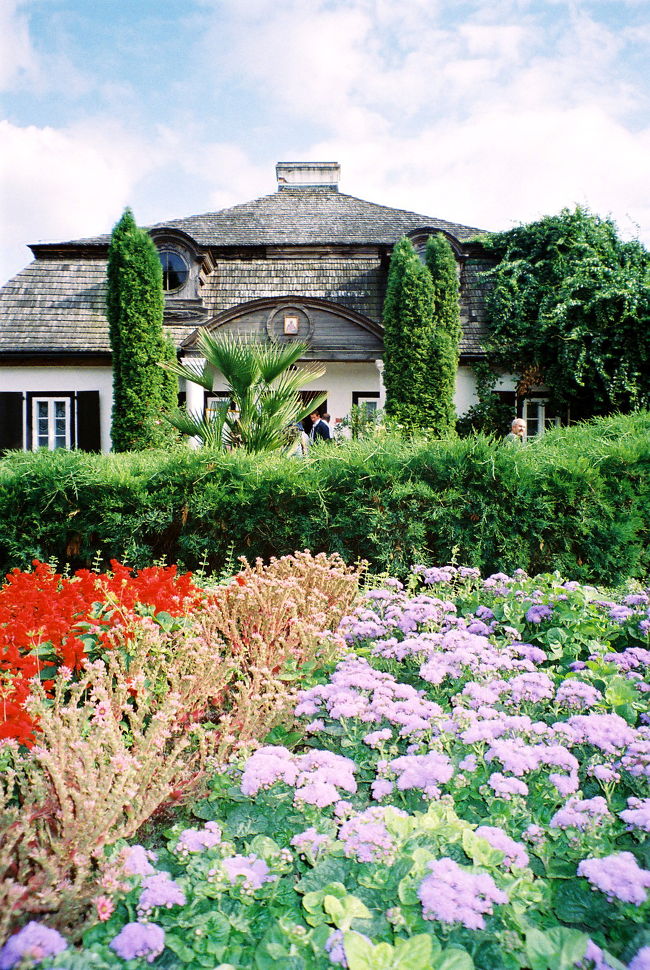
{"left": 466, "top": 619, "right": 492, "bottom": 636}
{"left": 620, "top": 797, "right": 650, "bottom": 833}
{"left": 412, "top": 565, "right": 457, "bottom": 585}
{"left": 640, "top": 619, "right": 650, "bottom": 636}
{"left": 485, "top": 738, "right": 541, "bottom": 776}
{"left": 561, "top": 712, "right": 637, "bottom": 754}
{"left": 389, "top": 751, "right": 454, "bottom": 798}
{"left": 324, "top": 929, "right": 348, "bottom": 967}
{"left": 418, "top": 857, "right": 508, "bottom": 930}
{"left": 514, "top": 643, "right": 547, "bottom": 664}
{"left": 222, "top": 854, "right": 276, "bottom": 890}
{"left": 291, "top": 827, "right": 331, "bottom": 858}
{"left": 363, "top": 728, "right": 393, "bottom": 748}
{"left": 577, "top": 852, "right": 650, "bottom": 904}
{"left": 475, "top": 605, "right": 495, "bottom": 620}
{"left": 609, "top": 604, "right": 634, "bottom": 623}
{"left": 474, "top": 826, "right": 529, "bottom": 869}
{"left": 488, "top": 773, "right": 529, "bottom": 800}
{"left": 0, "top": 923, "right": 68, "bottom": 969}
{"left": 610, "top": 647, "right": 650, "bottom": 672}
{"left": 138, "top": 872, "right": 186, "bottom": 914}
{"left": 555, "top": 680, "right": 602, "bottom": 710}
{"left": 569, "top": 661, "right": 587, "bottom": 671}
{"left": 371, "top": 778, "right": 395, "bottom": 800}
{"left": 294, "top": 780, "right": 343, "bottom": 808}
{"left": 550, "top": 796, "right": 611, "bottom": 831}
{"left": 624, "top": 593, "right": 650, "bottom": 606}
{"left": 121, "top": 843, "right": 157, "bottom": 876}
{"left": 619, "top": 733, "right": 650, "bottom": 778}
{"left": 295, "top": 749, "right": 357, "bottom": 794}
{"left": 525, "top": 604, "right": 553, "bottom": 624}
{"left": 580, "top": 939, "right": 619, "bottom": 970}
{"left": 110, "top": 922, "right": 165, "bottom": 963}
{"left": 240, "top": 745, "right": 298, "bottom": 796}
{"left": 483, "top": 572, "right": 512, "bottom": 588}
{"left": 175, "top": 821, "right": 222, "bottom": 854}
{"left": 550, "top": 772, "right": 580, "bottom": 796}
{"left": 507, "top": 671, "right": 555, "bottom": 704}
{"left": 459, "top": 754, "right": 478, "bottom": 772}
{"left": 629, "top": 947, "right": 650, "bottom": 970}
{"left": 338, "top": 806, "right": 407, "bottom": 864}
{"left": 588, "top": 763, "right": 621, "bottom": 783}
{"left": 240, "top": 745, "right": 357, "bottom": 805}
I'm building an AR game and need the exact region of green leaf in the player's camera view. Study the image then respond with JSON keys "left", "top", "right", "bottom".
{"left": 552, "top": 878, "right": 608, "bottom": 925}
{"left": 154, "top": 610, "right": 175, "bottom": 631}
{"left": 324, "top": 893, "right": 372, "bottom": 930}
{"left": 392, "top": 935, "right": 433, "bottom": 970}
{"left": 526, "top": 927, "right": 587, "bottom": 970}
{"left": 343, "top": 932, "right": 376, "bottom": 970}
{"left": 434, "top": 947, "right": 475, "bottom": 970}
{"left": 605, "top": 675, "right": 639, "bottom": 706}
{"left": 165, "top": 932, "right": 197, "bottom": 962}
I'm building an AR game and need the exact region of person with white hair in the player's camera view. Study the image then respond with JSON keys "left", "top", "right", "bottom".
{"left": 505, "top": 417, "right": 527, "bottom": 444}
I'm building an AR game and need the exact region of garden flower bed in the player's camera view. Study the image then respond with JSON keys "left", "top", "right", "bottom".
{"left": 1, "top": 564, "right": 649, "bottom": 968}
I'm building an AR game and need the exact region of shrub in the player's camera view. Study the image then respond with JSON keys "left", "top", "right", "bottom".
{"left": 0, "top": 413, "right": 648, "bottom": 585}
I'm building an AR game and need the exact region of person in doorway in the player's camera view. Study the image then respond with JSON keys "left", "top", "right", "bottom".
{"left": 309, "top": 410, "right": 331, "bottom": 442}
{"left": 505, "top": 417, "right": 527, "bottom": 444}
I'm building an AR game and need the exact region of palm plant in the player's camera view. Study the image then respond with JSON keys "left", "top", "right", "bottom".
{"left": 161, "top": 332, "right": 326, "bottom": 453}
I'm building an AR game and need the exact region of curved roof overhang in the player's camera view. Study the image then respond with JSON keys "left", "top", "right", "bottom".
{"left": 180, "top": 296, "right": 384, "bottom": 351}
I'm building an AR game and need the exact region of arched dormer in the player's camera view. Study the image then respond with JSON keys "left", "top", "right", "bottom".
{"left": 406, "top": 226, "right": 465, "bottom": 259}
{"left": 149, "top": 229, "right": 204, "bottom": 300}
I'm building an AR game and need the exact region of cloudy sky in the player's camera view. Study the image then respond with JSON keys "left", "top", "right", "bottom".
{"left": 1, "top": 0, "right": 648, "bottom": 283}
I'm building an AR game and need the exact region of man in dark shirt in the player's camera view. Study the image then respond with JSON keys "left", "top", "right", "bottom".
{"left": 309, "top": 410, "right": 331, "bottom": 442}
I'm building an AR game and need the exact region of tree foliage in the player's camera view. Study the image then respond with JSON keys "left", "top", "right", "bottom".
{"left": 382, "top": 237, "right": 435, "bottom": 431}
{"left": 107, "top": 208, "right": 177, "bottom": 451}
{"left": 162, "top": 332, "right": 326, "bottom": 453}
{"left": 481, "top": 207, "right": 650, "bottom": 417}
{"left": 425, "top": 233, "right": 462, "bottom": 434}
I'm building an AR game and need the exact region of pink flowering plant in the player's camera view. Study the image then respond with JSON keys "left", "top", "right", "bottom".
{"left": 2, "top": 565, "right": 650, "bottom": 970}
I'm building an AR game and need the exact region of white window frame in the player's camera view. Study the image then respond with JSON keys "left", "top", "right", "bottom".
{"left": 31, "top": 397, "right": 72, "bottom": 451}
{"left": 352, "top": 391, "right": 380, "bottom": 414}
{"left": 205, "top": 394, "right": 230, "bottom": 421}
{"left": 522, "top": 398, "right": 560, "bottom": 437}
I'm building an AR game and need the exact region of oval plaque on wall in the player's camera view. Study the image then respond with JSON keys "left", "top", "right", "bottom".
{"left": 265, "top": 303, "right": 314, "bottom": 342}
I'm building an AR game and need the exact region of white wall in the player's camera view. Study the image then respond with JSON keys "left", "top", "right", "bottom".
{"left": 2, "top": 360, "right": 500, "bottom": 453}
{"left": 1, "top": 366, "right": 113, "bottom": 451}
{"left": 209, "top": 360, "right": 383, "bottom": 433}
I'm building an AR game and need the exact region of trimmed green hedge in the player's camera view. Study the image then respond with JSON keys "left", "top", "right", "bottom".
{"left": 1, "top": 412, "right": 649, "bottom": 584}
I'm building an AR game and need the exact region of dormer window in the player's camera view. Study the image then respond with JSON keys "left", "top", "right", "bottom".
{"left": 159, "top": 250, "right": 189, "bottom": 292}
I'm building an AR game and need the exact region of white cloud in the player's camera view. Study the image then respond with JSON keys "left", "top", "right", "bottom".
{"left": 1, "top": 0, "right": 648, "bottom": 287}
{"left": 0, "top": 120, "right": 157, "bottom": 279}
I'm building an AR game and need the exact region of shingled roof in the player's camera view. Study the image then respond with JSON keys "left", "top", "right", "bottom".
{"left": 43, "top": 185, "right": 484, "bottom": 251}
{"left": 1, "top": 174, "right": 491, "bottom": 358}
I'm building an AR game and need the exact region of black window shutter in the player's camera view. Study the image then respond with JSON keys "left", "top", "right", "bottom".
{"left": 0, "top": 392, "right": 24, "bottom": 453}
{"left": 75, "top": 391, "right": 101, "bottom": 451}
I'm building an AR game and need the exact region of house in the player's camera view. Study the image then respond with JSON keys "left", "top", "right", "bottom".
{"left": 0, "top": 161, "right": 507, "bottom": 453}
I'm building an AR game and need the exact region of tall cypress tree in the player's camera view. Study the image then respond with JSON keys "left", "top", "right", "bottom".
{"left": 382, "top": 237, "right": 435, "bottom": 431}
{"left": 107, "top": 208, "right": 177, "bottom": 451}
{"left": 425, "top": 233, "right": 461, "bottom": 435}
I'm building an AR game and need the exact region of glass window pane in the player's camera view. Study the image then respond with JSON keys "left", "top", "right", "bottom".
{"left": 160, "top": 251, "right": 189, "bottom": 291}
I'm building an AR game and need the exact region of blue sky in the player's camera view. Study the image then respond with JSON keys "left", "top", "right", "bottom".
{"left": 1, "top": 0, "right": 649, "bottom": 283}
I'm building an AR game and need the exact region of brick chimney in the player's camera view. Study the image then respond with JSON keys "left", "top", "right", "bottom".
{"left": 276, "top": 162, "right": 340, "bottom": 190}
